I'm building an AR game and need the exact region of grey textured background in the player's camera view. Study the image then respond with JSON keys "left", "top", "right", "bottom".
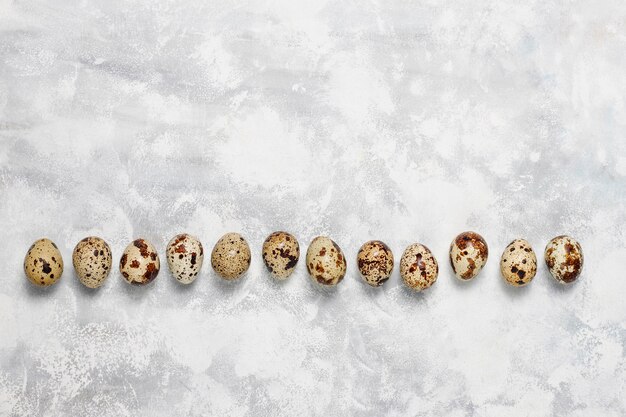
{"left": 1, "top": 1, "right": 625, "bottom": 416}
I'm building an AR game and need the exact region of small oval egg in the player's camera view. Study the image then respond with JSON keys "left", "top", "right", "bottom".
{"left": 357, "top": 240, "right": 394, "bottom": 287}
{"left": 24, "top": 238, "right": 64, "bottom": 287}
{"left": 166, "top": 233, "right": 204, "bottom": 284}
{"left": 120, "top": 238, "right": 160, "bottom": 285}
{"left": 262, "top": 231, "right": 300, "bottom": 279}
{"left": 72, "top": 236, "right": 112, "bottom": 288}
{"left": 305, "top": 236, "right": 346, "bottom": 286}
{"left": 211, "top": 233, "right": 251, "bottom": 280}
{"left": 449, "top": 231, "right": 488, "bottom": 280}
{"left": 400, "top": 243, "right": 438, "bottom": 290}
{"left": 544, "top": 235, "right": 584, "bottom": 284}
{"left": 500, "top": 239, "right": 537, "bottom": 286}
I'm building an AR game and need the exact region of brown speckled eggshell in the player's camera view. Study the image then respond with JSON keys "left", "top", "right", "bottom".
{"left": 449, "top": 231, "right": 489, "bottom": 281}
{"left": 544, "top": 235, "right": 584, "bottom": 284}
{"left": 120, "top": 238, "right": 160, "bottom": 285}
{"left": 357, "top": 240, "right": 394, "bottom": 287}
{"left": 400, "top": 243, "right": 438, "bottom": 290}
{"left": 305, "top": 236, "right": 346, "bottom": 286}
{"left": 166, "top": 233, "right": 204, "bottom": 284}
{"left": 24, "top": 238, "right": 64, "bottom": 287}
{"left": 211, "top": 233, "right": 251, "bottom": 280}
{"left": 500, "top": 239, "right": 537, "bottom": 286}
{"left": 262, "top": 231, "right": 300, "bottom": 279}
{"left": 72, "top": 236, "right": 112, "bottom": 288}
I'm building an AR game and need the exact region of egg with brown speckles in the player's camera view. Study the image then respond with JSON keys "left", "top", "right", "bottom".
{"left": 120, "top": 238, "right": 160, "bottom": 285}
{"left": 306, "top": 236, "right": 346, "bottom": 286}
{"left": 166, "top": 233, "right": 204, "bottom": 284}
{"left": 262, "top": 231, "right": 300, "bottom": 279}
{"left": 400, "top": 243, "right": 438, "bottom": 290}
{"left": 211, "top": 233, "right": 251, "bottom": 280}
{"left": 449, "top": 231, "right": 488, "bottom": 281}
{"left": 357, "top": 240, "right": 394, "bottom": 287}
{"left": 72, "top": 236, "right": 112, "bottom": 288}
{"left": 24, "top": 238, "right": 64, "bottom": 287}
{"left": 500, "top": 239, "right": 537, "bottom": 286}
{"left": 544, "top": 235, "right": 584, "bottom": 284}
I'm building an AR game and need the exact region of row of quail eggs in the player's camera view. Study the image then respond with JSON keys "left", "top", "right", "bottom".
{"left": 23, "top": 232, "right": 583, "bottom": 289}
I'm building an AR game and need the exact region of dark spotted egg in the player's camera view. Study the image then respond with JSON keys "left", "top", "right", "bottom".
{"left": 500, "top": 239, "right": 537, "bottom": 286}
{"left": 449, "top": 231, "right": 488, "bottom": 281}
{"left": 544, "top": 235, "right": 583, "bottom": 284}
{"left": 262, "top": 231, "right": 300, "bottom": 280}
{"left": 24, "top": 238, "right": 63, "bottom": 287}
{"left": 166, "top": 233, "right": 204, "bottom": 284}
{"left": 306, "top": 236, "right": 346, "bottom": 286}
{"left": 72, "top": 236, "right": 112, "bottom": 288}
{"left": 120, "top": 238, "right": 160, "bottom": 285}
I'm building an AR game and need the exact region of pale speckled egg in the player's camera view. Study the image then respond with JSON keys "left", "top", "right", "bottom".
{"left": 449, "top": 231, "right": 489, "bottom": 281}
{"left": 120, "top": 238, "right": 160, "bottom": 285}
{"left": 24, "top": 238, "right": 63, "bottom": 287}
{"left": 211, "top": 233, "right": 251, "bottom": 280}
{"left": 500, "top": 239, "right": 537, "bottom": 286}
{"left": 400, "top": 243, "right": 438, "bottom": 290}
{"left": 166, "top": 233, "right": 204, "bottom": 284}
{"left": 357, "top": 240, "right": 394, "bottom": 287}
{"left": 262, "top": 231, "right": 300, "bottom": 279}
{"left": 544, "top": 235, "right": 584, "bottom": 284}
{"left": 306, "top": 236, "right": 346, "bottom": 286}
{"left": 72, "top": 236, "right": 112, "bottom": 288}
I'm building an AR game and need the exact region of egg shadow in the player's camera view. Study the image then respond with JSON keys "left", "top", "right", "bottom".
{"left": 497, "top": 271, "right": 534, "bottom": 298}
{"left": 117, "top": 271, "right": 160, "bottom": 301}
{"left": 397, "top": 279, "right": 437, "bottom": 303}
{"left": 207, "top": 271, "right": 248, "bottom": 296}
{"left": 304, "top": 273, "right": 340, "bottom": 297}
{"left": 70, "top": 270, "right": 107, "bottom": 298}
{"left": 544, "top": 269, "right": 578, "bottom": 294}
{"left": 22, "top": 273, "right": 63, "bottom": 297}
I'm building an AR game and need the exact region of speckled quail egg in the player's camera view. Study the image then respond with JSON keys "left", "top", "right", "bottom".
{"left": 500, "top": 239, "right": 537, "bottom": 286}
{"left": 357, "top": 240, "right": 394, "bottom": 287}
{"left": 262, "top": 231, "right": 300, "bottom": 279}
{"left": 24, "top": 238, "right": 63, "bottom": 287}
{"left": 400, "top": 243, "right": 438, "bottom": 290}
{"left": 211, "top": 233, "right": 251, "bottom": 280}
{"left": 306, "top": 236, "right": 347, "bottom": 286}
{"left": 166, "top": 233, "right": 204, "bottom": 284}
{"left": 72, "top": 236, "right": 112, "bottom": 288}
{"left": 544, "top": 235, "right": 584, "bottom": 284}
{"left": 120, "top": 238, "right": 160, "bottom": 285}
{"left": 449, "top": 231, "right": 489, "bottom": 281}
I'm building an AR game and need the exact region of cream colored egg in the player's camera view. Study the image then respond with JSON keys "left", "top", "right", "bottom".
{"left": 211, "top": 233, "right": 251, "bottom": 280}
{"left": 357, "top": 240, "right": 394, "bottom": 287}
{"left": 400, "top": 243, "right": 438, "bottom": 290}
{"left": 500, "top": 239, "right": 537, "bottom": 286}
{"left": 24, "top": 238, "right": 64, "bottom": 287}
{"left": 72, "top": 236, "right": 112, "bottom": 288}
{"left": 544, "top": 235, "right": 584, "bottom": 284}
{"left": 166, "top": 233, "right": 204, "bottom": 284}
{"left": 262, "top": 231, "right": 300, "bottom": 279}
{"left": 120, "top": 238, "right": 160, "bottom": 285}
{"left": 306, "top": 236, "right": 346, "bottom": 286}
{"left": 449, "top": 231, "right": 489, "bottom": 281}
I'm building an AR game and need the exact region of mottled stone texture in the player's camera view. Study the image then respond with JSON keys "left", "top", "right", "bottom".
{"left": 0, "top": 1, "right": 625, "bottom": 416}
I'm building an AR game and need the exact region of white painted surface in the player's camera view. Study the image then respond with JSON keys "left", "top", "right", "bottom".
{"left": 0, "top": 1, "right": 625, "bottom": 416}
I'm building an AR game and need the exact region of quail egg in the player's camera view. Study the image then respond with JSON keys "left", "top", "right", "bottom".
{"left": 400, "top": 243, "right": 438, "bottom": 290}
{"left": 72, "top": 236, "right": 112, "bottom": 288}
{"left": 262, "top": 231, "right": 300, "bottom": 279}
{"left": 211, "top": 233, "right": 251, "bottom": 280}
{"left": 120, "top": 238, "right": 160, "bottom": 285}
{"left": 24, "top": 238, "right": 64, "bottom": 287}
{"left": 449, "top": 231, "right": 488, "bottom": 280}
{"left": 544, "top": 235, "right": 584, "bottom": 284}
{"left": 357, "top": 240, "right": 394, "bottom": 287}
{"left": 166, "top": 233, "right": 204, "bottom": 284}
{"left": 500, "top": 239, "right": 537, "bottom": 286}
{"left": 306, "top": 236, "right": 346, "bottom": 286}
